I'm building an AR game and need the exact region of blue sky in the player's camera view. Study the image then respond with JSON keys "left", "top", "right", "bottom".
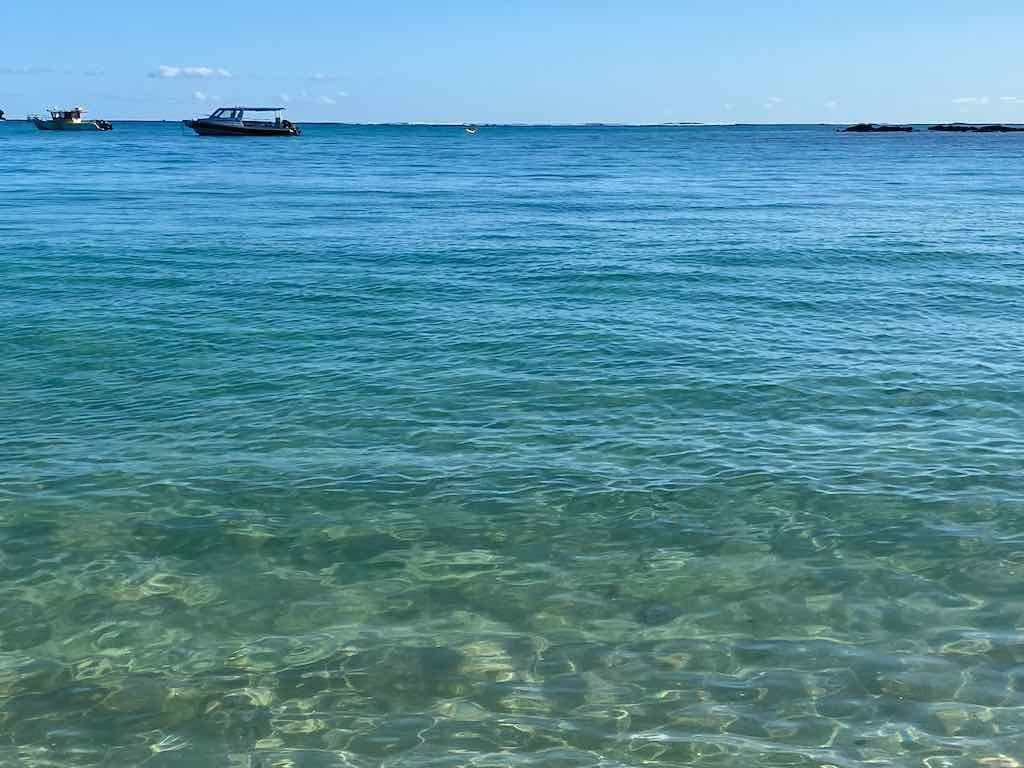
{"left": 3, "top": 0, "right": 1024, "bottom": 122}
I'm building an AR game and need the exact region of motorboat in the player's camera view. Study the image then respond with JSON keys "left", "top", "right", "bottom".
{"left": 465, "top": 124, "right": 478, "bottom": 135}
{"left": 31, "top": 107, "right": 112, "bottom": 131}
{"left": 184, "top": 106, "right": 300, "bottom": 136}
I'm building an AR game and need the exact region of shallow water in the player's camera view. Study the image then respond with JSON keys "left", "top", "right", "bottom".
{"left": 1, "top": 122, "right": 1024, "bottom": 767}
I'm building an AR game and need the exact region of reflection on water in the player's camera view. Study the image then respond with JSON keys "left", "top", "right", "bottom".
{"left": 1, "top": 123, "right": 1024, "bottom": 766}
{"left": 3, "top": 489, "right": 1024, "bottom": 767}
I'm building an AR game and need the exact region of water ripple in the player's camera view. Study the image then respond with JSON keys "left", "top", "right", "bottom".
{"left": 1, "top": 123, "right": 1023, "bottom": 766}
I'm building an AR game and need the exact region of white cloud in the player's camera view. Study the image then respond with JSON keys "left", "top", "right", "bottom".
{"left": 952, "top": 96, "right": 989, "bottom": 105}
{"left": 723, "top": 103, "right": 734, "bottom": 111}
{"left": 824, "top": 100, "right": 839, "bottom": 110}
{"left": 278, "top": 90, "right": 341, "bottom": 106}
{"left": 337, "top": 90, "right": 349, "bottom": 98}
{"left": 1000, "top": 96, "right": 1024, "bottom": 104}
{"left": 764, "top": 97, "right": 783, "bottom": 109}
{"left": 0, "top": 65, "right": 53, "bottom": 75}
{"left": 308, "top": 73, "right": 336, "bottom": 81}
{"left": 193, "top": 90, "right": 208, "bottom": 101}
{"left": 151, "top": 65, "right": 232, "bottom": 79}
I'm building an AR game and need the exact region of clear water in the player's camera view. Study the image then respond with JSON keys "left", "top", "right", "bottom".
{"left": 2, "top": 122, "right": 1024, "bottom": 767}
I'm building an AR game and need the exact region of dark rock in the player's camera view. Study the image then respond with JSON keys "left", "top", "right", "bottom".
{"left": 132, "top": 517, "right": 236, "bottom": 559}
{"left": 0, "top": 522, "right": 60, "bottom": 578}
{"left": 929, "top": 123, "right": 1024, "bottom": 132}
{"left": 66, "top": 593, "right": 117, "bottom": 626}
{"left": 0, "top": 659, "right": 70, "bottom": 696}
{"left": 976, "top": 123, "right": 1024, "bottom": 132}
{"left": 542, "top": 673, "right": 589, "bottom": 710}
{"left": 634, "top": 602, "right": 681, "bottom": 626}
{"left": 346, "top": 715, "right": 436, "bottom": 757}
{"left": 275, "top": 651, "right": 348, "bottom": 700}
{"left": 197, "top": 690, "right": 273, "bottom": 750}
{"left": 345, "top": 646, "right": 465, "bottom": 707}
{"left": 0, "top": 601, "right": 51, "bottom": 651}
{"left": 290, "top": 532, "right": 409, "bottom": 572}
{"left": 99, "top": 673, "right": 171, "bottom": 719}
{"left": 534, "top": 643, "right": 612, "bottom": 677}
{"left": 0, "top": 521, "right": 57, "bottom": 554}
{"left": 5, "top": 683, "right": 109, "bottom": 721}
{"left": 843, "top": 123, "right": 914, "bottom": 133}
{"left": 331, "top": 533, "right": 410, "bottom": 562}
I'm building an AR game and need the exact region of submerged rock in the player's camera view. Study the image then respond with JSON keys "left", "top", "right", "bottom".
{"left": 634, "top": 602, "right": 681, "bottom": 627}
{"left": 0, "top": 601, "right": 51, "bottom": 651}
{"left": 345, "top": 645, "right": 466, "bottom": 707}
{"left": 289, "top": 532, "right": 410, "bottom": 572}
{"left": 842, "top": 123, "right": 914, "bottom": 133}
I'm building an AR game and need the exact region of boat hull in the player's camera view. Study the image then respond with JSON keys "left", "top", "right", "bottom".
{"left": 33, "top": 119, "right": 112, "bottom": 131}
{"left": 184, "top": 119, "right": 300, "bottom": 137}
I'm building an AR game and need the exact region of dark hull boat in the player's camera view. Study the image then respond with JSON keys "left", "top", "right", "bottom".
{"left": 185, "top": 120, "right": 299, "bottom": 136}
{"left": 184, "top": 106, "right": 300, "bottom": 137}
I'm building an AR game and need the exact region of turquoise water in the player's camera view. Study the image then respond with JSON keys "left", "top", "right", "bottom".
{"left": 2, "top": 121, "right": 1024, "bottom": 767}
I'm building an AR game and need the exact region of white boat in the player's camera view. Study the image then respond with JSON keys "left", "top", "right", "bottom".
{"left": 31, "top": 107, "right": 112, "bottom": 131}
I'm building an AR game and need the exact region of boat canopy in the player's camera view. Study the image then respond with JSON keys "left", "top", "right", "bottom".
{"left": 208, "top": 106, "right": 289, "bottom": 120}
{"left": 48, "top": 107, "right": 86, "bottom": 119}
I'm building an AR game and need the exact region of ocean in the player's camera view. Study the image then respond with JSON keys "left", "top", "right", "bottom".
{"left": 1, "top": 122, "right": 1023, "bottom": 767}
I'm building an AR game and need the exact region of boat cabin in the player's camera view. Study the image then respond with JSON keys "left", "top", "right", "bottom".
{"left": 206, "top": 107, "right": 287, "bottom": 127}
{"left": 49, "top": 107, "right": 87, "bottom": 123}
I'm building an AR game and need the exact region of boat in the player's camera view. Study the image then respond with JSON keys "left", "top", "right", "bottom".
{"left": 0, "top": 110, "right": 6, "bottom": 121}
{"left": 31, "top": 107, "right": 112, "bottom": 131}
{"left": 465, "top": 124, "right": 478, "bottom": 135}
{"left": 183, "top": 106, "right": 300, "bottom": 136}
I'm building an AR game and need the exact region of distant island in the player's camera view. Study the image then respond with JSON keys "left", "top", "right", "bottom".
{"left": 843, "top": 123, "right": 913, "bottom": 133}
{"left": 843, "top": 122, "right": 1024, "bottom": 134}
{"left": 929, "top": 123, "right": 1024, "bottom": 133}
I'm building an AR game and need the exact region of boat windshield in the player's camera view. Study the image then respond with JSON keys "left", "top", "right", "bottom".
{"left": 209, "top": 107, "right": 284, "bottom": 122}
{"left": 210, "top": 108, "right": 244, "bottom": 120}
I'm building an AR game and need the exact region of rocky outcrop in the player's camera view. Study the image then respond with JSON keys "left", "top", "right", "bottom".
{"left": 929, "top": 123, "right": 1024, "bottom": 132}
{"left": 843, "top": 123, "right": 914, "bottom": 133}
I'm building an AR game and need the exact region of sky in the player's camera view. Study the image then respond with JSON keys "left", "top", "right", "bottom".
{"left": 2, "top": 0, "right": 1024, "bottom": 123}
